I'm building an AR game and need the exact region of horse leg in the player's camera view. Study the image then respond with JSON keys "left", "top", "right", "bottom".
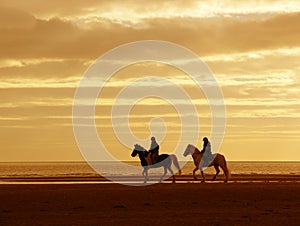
{"left": 144, "top": 167, "right": 148, "bottom": 183}
{"left": 159, "top": 167, "right": 167, "bottom": 183}
{"left": 220, "top": 165, "right": 228, "bottom": 183}
{"left": 168, "top": 166, "right": 175, "bottom": 183}
{"left": 200, "top": 169, "right": 206, "bottom": 183}
{"left": 193, "top": 167, "right": 198, "bottom": 181}
{"left": 212, "top": 165, "right": 220, "bottom": 181}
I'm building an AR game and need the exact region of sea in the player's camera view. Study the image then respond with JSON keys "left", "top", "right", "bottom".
{"left": 0, "top": 161, "right": 299, "bottom": 179}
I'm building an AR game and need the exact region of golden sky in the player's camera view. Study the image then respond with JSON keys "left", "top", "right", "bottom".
{"left": 0, "top": 0, "right": 299, "bottom": 161}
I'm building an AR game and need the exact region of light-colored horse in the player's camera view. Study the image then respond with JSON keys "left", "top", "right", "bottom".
{"left": 183, "top": 144, "right": 230, "bottom": 183}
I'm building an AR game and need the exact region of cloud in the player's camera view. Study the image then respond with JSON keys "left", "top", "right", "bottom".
{"left": 2, "top": 0, "right": 300, "bottom": 21}
{"left": 0, "top": 77, "right": 79, "bottom": 88}
{"left": 0, "top": 5, "right": 36, "bottom": 29}
{"left": 0, "top": 3, "right": 300, "bottom": 59}
{"left": 0, "top": 59, "right": 87, "bottom": 78}
{"left": 203, "top": 47, "right": 300, "bottom": 63}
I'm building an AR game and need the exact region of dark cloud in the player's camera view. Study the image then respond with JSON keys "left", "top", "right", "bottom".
{"left": 0, "top": 4, "right": 299, "bottom": 59}
{"left": 0, "top": 5, "right": 36, "bottom": 29}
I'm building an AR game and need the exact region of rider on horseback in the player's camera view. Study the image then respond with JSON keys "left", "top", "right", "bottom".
{"left": 149, "top": 136, "right": 159, "bottom": 164}
{"left": 200, "top": 137, "right": 214, "bottom": 167}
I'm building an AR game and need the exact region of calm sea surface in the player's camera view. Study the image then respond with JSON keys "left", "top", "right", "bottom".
{"left": 0, "top": 161, "right": 299, "bottom": 178}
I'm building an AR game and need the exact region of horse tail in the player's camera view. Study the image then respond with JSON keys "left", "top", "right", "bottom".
{"left": 170, "top": 154, "right": 181, "bottom": 175}
{"left": 221, "top": 154, "right": 230, "bottom": 180}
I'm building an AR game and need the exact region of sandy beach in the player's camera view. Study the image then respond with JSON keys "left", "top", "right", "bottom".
{"left": 0, "top": 177, "right": 299, "bottom": 225}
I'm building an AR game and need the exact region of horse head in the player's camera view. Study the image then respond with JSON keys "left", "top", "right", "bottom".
{"left": 131, "top": 144, "right": 139, "bottom": 157}
{"left": 131, "top": 144, "right": 148, "bottom": 157}
{"left": 183, "top": 144, "right": 196, "bottom": 157}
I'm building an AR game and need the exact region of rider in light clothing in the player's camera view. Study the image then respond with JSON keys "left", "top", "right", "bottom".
{"left": 200, "top": 137, "right": 213, "bottom": 168}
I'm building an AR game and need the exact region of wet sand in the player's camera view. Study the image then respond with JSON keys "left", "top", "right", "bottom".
{"left": 1, "top": 174, "right": 300, "bottom": 183}
{"left": 0, "top": 178, "right": 299, "bottom": 225}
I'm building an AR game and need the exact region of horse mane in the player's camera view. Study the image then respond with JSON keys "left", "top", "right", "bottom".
{"left": 188, "top": 144, "right": 201, "bottom": 154}
{"left": 134, "top": 144, "right": 148, "bottom": 152}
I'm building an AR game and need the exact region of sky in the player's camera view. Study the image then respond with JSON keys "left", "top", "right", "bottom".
{"left": 0, "top": 0, "right": 299, "bottom": 161}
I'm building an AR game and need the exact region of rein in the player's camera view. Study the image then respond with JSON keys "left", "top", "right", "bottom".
{"left": 135, "top": 149, "right": 152, "bottom": 166}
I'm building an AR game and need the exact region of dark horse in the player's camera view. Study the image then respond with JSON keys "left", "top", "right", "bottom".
{"left": 131, "top": 144, "right": 181, "bottom": 183}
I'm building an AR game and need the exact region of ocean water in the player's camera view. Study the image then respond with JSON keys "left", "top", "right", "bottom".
{"left": 0, "top": 161, "right": 299, "bottom": 178}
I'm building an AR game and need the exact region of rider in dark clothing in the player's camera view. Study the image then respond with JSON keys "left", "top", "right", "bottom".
{"left": 149, "top": 136, "right": 159, "bottom": 164}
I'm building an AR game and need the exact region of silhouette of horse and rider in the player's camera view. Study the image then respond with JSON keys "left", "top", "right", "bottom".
{"left": 131, "top": 137, "right": 181, "bottom": 183}
{"left": 131, "top": 136, "right": 230, "bottom": 183}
